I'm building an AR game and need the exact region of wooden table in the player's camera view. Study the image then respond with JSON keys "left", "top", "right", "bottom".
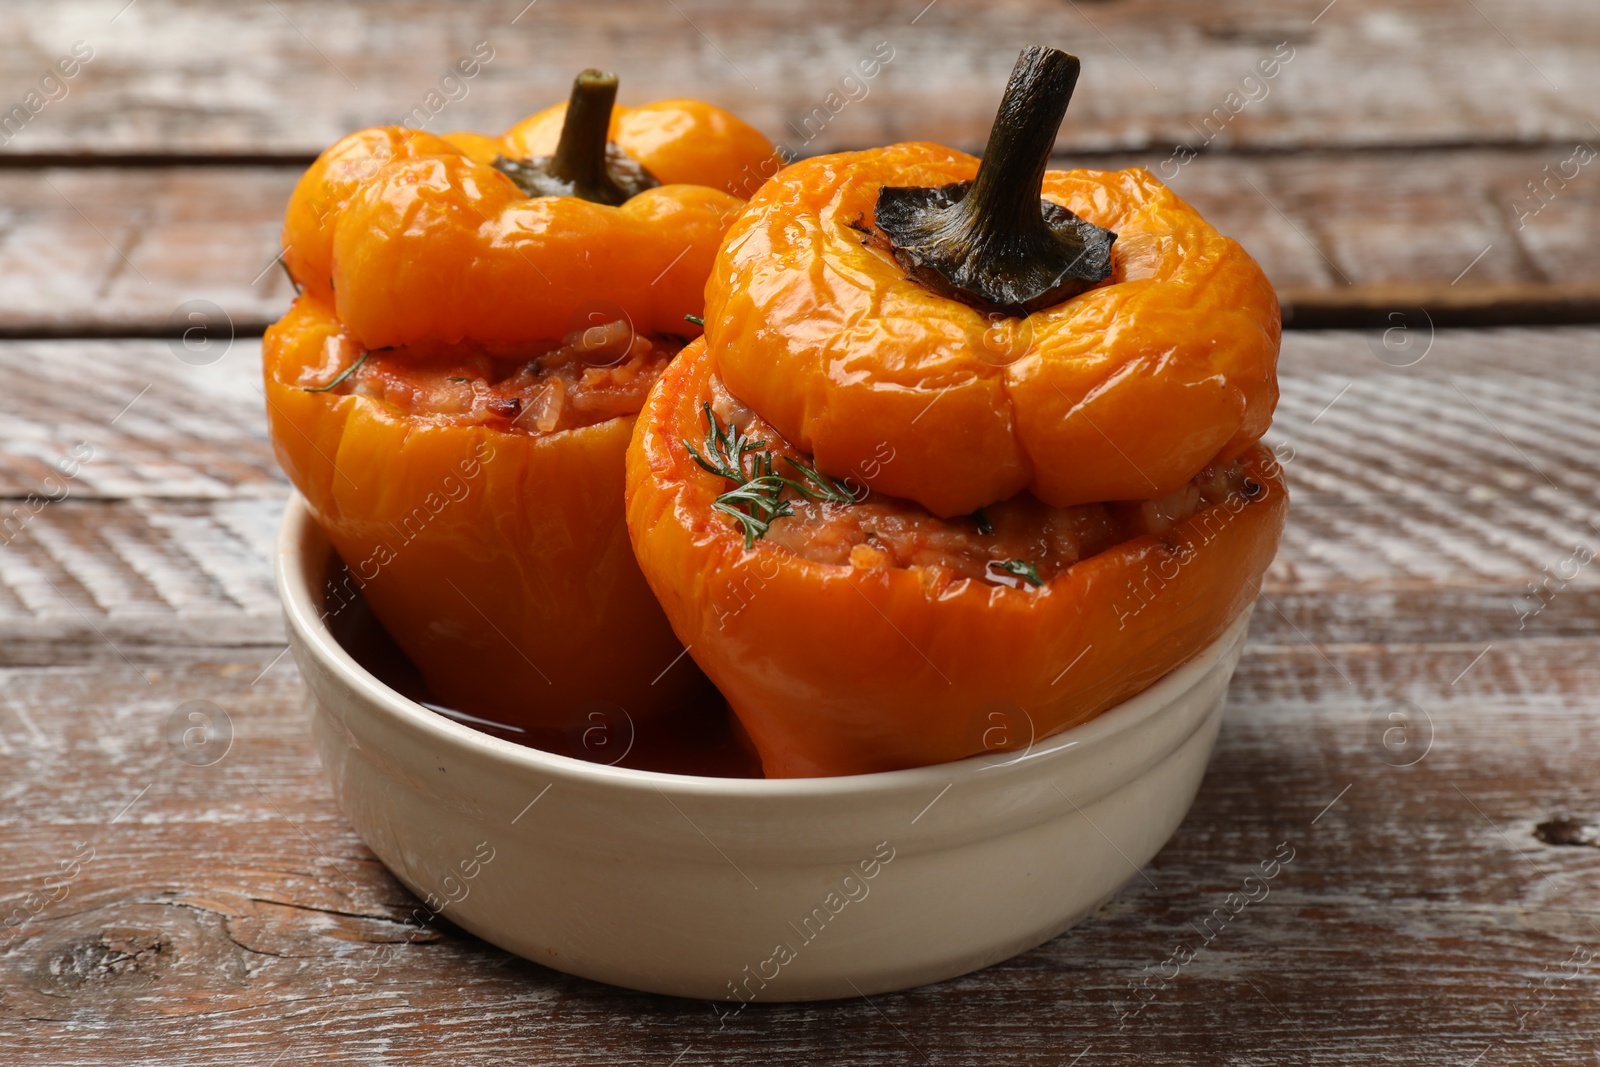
{"left": 2, "top": 2, "right": 1597, "bottom": 1063}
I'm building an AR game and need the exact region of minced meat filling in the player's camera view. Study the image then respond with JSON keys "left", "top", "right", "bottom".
{"left": 302, "top": 319, "right": 683, "bottom": 434}
{"left": 706, "top": 373, "right": 1258, "bottom": 587}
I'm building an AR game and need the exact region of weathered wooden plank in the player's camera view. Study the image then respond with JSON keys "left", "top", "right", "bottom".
{"left": 0, "top": 0, "right": 1594, "bottom": 1058}
{"left": 0, "top": 0, "right": 1593, "bottom": 160}
{"left": 0, "top": 498, "right": 285, "bottom": 668}
{"left": 0, "top": 167, "right": 297, "bottom": 336}
{"left": 1167, "top": 146, "right": 1600, "bottom": 326}
{"left": 0, "top": 337, "right": 279, "bottom": 500}
{"left": 0, "top": 328, "right": 1596, "bottom": 660}
{"left": 4, "top": 147, "right": 1600, "bottom": 335}
{"left": 1, "top": 638, "right": 1596, "bottom": 1064}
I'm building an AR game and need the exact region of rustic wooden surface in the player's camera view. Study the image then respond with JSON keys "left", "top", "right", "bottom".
{"left": 3, "top": 1, "right": 1599, "bottom": 1063}
{"left": 4, "top": 330, "right": 1598, "bottom": 1065}
{"left": 2, "top": 0, "right": 1595, "bottom": 158}
{"left": 2, "top": 0, "right": 1599, "bottom": 331}
{"left": 6, "top": 147, "right": 1600, "bottom": 336}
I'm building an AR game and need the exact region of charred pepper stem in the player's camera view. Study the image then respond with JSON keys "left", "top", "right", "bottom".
{"left": 494, "top": 69, "right": 659, "bottom": 204}
{"left": 874, "top": 46, "right": 1116, "bottom": 316}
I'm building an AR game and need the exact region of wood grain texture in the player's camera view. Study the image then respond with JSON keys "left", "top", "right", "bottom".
{"left": 0, "top": 327, "right": 1596, "bottom": 662}
{"left": 5, "top": 147, "right": 1600, "bottom": 335}
{"left": 0, "top": 336, "right": 283, "bottom": 663}
{"left": 1, "top": 326, "right": 1598, "bottom": 1062}
{"left": 0, "top": 336, "right": 279, "bottom": 499}
{"left": 0, "top": 167, "right": 297, "bottom": 336}
{"left": 2, "top": 1, "right": 1595, "bottom": 1058}
{"left": 0, "top": 0, "right": 1594, "bottom": 159}
{"left": 0, "top": 640, "right": 1597, "bottom": 1065}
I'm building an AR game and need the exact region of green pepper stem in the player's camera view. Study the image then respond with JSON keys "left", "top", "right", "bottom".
{"left": 492, "top": 69, "right": 659, "bottom": 204}
{"left": 548, "top": 69, "right": 619, "bottom": 195}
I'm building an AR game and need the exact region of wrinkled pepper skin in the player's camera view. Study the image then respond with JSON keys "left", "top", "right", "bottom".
{"left": 626, "top": 340, "right": 1288, "bottom": 777}
{"left": 283, "top": 127, "right": 457, "bottom": 306}
{"left": 705, "top": 144, "right": 1281, "bottom": 517}
{"left": 330, "top": 158, "right": 739, "bottom": 350}
{"left": 282, "top": 97, "right": 778, "bottom": 311}
{"left": 268, "top": 92, "right": 778, "bottom": 730}
{"left": 266, "top": 298, "right": 704, "bottom": 726}
{"left": 498, "top": 98, "right": 779, "bottom": 198}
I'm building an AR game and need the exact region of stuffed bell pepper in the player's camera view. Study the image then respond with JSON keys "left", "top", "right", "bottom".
{"left": 265, "top": 70, "right": 778, "bottom": 731}
{"left": 625, "top": 47, "right": 1287, "bottom": 777}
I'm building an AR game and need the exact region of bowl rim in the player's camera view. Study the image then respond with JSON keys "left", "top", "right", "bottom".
{"left": 277, "top": 491, "right": 1250, "bottom": 799}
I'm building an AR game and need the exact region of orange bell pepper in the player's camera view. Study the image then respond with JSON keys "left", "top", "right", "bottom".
{"left": 626, "top": 340, "right": 1286, "bottom": 777}
{"left": 283, "top": 78, "right": 778, "bottom": 309}
{"left": 625, "top": 48, "right": 1286, "bottom": 776}
{"left": 266, "top": 70, "right": 776, "bottom": 731}
{"left": 705, "top": 54, "right": 1278, "bottom": 518}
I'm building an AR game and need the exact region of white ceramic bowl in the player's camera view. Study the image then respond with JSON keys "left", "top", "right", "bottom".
{"left": 277, "top": 492, "right": 1251, "bottom": 1001}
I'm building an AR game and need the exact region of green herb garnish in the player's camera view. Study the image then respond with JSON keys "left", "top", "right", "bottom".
{"left": 684, "top": 314, "right": 705, "bottom": 327}
{"left": 684, "top": 404, "right": 858, "bottom": 548}
{"left": 685, "top": 402, "right": 766, "bottom": 480}
{"left": 780, "top": 454, "right": 857, "bottom": 505}
{"left": 989, "top": 558, "right": 1042, "bottom": 587}
{"left": 711, "top": 468, "right": 792, "bottom": 548}
{"left": 970, "top": 507, "right": 993, "bottom": 535}
{"left": 304, "top": 351, "right": 369, "bottom": 393}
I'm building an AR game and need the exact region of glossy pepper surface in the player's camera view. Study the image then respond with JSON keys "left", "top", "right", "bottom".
{"left": 626, "top": 341, "right": 1287, "bottom": 777}
{"left": 267, "top": 73, "right": 776, "bottom": 729}
{"left": 282, "top": 86, "right": 775, "bottom": 348}
{"left": 704, "top": 65, "right": 1278, "bottom": 518}
{"left": 625, "top": 48, "right": 1287, "bottom": 776}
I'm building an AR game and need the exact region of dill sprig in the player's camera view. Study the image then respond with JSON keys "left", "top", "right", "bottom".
{"left": 711, "top": 468, "right": 791, "bottom": 548}
{"left": 684, "top": 402, "right": 766, "bottom": 481}
{"left": 304, "top": 351, "right": 369, "bottom": 393}
{"left": 684, "top": 403, "right": 858, "bottom": 547}
{"left": 780, "top": 454, "right": 857, "bottom": 505}
{"left": 988, "top": 558, "right": 1042, "bottom": 588}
